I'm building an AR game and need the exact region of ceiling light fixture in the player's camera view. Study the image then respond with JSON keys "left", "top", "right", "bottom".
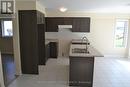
{"left": 59, "top": 7, "right": 67, "bottom": 12}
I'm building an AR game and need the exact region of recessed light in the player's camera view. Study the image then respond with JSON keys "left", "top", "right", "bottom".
{"left": 59, "top": 7, "right": 67, "bottom": 12}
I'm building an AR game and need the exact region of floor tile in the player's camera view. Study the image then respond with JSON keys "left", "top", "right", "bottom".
{"left": 8, "top": 57, "right": 130, "bottom": 87}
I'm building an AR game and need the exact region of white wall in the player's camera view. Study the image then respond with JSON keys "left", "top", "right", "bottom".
{"left": 90, "top": 17, "right": 126, "bottom": 57}
{"left": 46, "top": 31, "right": 88, "bottom": 57}
{"left": 36, "top": 1, "right": 46, "bottom": 15}
{"left": 46, "top": 10, "right": 130, "bottom": 57}
{"left": 126, "top": 21, "right": 130, "bottom": 58}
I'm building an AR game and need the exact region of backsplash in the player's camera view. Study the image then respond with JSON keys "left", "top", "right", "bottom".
{"left": 45, "top": 29, "right": 89, "bottom": 57}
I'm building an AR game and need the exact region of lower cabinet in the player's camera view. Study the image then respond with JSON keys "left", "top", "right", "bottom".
{"left": 49, "top": 42, "right": 58, "bottom": 58}
{"left": 45, "top": 43, "right": 50, "bottom": 62}
{"left": 45, "top": 42, "right": 58, "bottom": 64}
{"left": 69, "top": 57, "right": 94, "bottom": 87}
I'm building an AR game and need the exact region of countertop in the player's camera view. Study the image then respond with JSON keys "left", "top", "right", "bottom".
{"left": 71, "top": 39, "right": 89, "bottom": 44}
{"left": 69, "top": 44, "right": 103, "bottom": 57}
{"left": 45, "top": 39, "right": 59, "bottom": 45}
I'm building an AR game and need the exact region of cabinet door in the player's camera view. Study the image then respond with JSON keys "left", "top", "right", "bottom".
{"left": 63, "top": 17, "right": 73, "bottom": 25}
{"left": 69, "top": 57, "right": 94, "bottom": 87}
{"left": 45, "top": 43, "right": 50, "bottom": 62}
{"left": 45, "top": 17, "right": 63, "bottom": 32}
{"left": 72, "top": 18, "right": 90, "bottom": 32}
{"left": 72, "top": 18, "right": 81, "bottom": 32}
{"left": 38, "top": 24, "right": 45, "bottom": 65}
{"left": 50, "top": 42, "right": 58, "bottom": 58}
{"left": 45, "top": 18, "right": 57, "bottom": 32}
{"left": 19, "top": 10, "right": 39, "bottom": 74}
{"left": 80, "top": 18, "right": 90, "bottom": 32}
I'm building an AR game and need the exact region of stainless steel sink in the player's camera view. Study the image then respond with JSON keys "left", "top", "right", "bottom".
{"left": 72, "top": 48, "right": 89, "bottom": 53}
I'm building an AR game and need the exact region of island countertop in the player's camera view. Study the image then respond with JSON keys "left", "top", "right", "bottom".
{"left": 69, "top": 44, "right": 104, "bottom": 57}
{"left": 45, "top": 39, "right": 59, "bottom": 45}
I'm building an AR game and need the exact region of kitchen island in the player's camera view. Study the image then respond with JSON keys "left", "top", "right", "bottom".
{"left": 69, "top": 44, "right": 103, "bottom": 87}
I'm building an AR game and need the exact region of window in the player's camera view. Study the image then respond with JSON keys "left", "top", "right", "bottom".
{"left": 1, "top": 20, "right": 13, "bottom": 37}
{"left": 114, "top": 19, "right": 129, "bottom": 48}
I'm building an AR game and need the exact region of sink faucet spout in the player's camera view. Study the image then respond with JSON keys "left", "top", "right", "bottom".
{"left": 82, "top": 36, "right": 89, "bottom": 50}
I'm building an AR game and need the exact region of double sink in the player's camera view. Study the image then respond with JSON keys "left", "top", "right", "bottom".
{"left": 71, "top": 38, "right": 90, "bottom": 54}
{"left": 72, "top": 48, "right": 89, "bottom": 54}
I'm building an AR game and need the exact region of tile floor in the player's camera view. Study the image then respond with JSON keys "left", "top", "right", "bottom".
{"left": 8, "top": 57, "right": 130, "bottom": 87}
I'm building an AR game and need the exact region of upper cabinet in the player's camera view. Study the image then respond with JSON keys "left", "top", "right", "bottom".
{"left": 45, "top": 17, "right": 90, "bottom": 32}
{"left": 45, "top": 17, "right": 63, "bottom": 32}
{"left": 37, "top": 11, "right": 45, "bottom": 24}
{"left": 72, "top": 18, "right": 90, "bottom": 32}
{"left": 63, "top": 17, "right": 73, "bottom": 25}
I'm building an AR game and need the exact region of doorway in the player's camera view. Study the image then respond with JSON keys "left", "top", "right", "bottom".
{"left": 0, "top": 19, "right": 16, "bottom": 86}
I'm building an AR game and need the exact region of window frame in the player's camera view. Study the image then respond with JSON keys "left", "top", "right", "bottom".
{"left": 114, "top": 19, "right": 129, "bottom": 48}
{"left": 0, "top": 19, "right": 13, "bottom": 38}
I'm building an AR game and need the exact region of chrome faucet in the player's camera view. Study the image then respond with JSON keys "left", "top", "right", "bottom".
{"left": 82, "top": 36, "right": 89, "bottom": 50}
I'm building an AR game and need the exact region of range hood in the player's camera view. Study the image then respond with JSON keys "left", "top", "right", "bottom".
{"left": 58, "top": 25, "right": 72, "bottom": 29}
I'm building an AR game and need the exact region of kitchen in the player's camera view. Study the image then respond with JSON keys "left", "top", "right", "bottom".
{"left": 0, "top": 0, "right": 130, "bottom": 87}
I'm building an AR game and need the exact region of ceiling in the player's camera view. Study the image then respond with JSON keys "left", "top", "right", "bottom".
{"left": 39, "top": 0, "right": 130, "bottom": 13}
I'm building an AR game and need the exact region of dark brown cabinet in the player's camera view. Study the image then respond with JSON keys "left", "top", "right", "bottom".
{"left": 38, "top": 24, "right": 45, "bottom": 65}
{"left": 69, "top": 57, "right": 94, "bottom": 87}
{"left": 45, "top": 42, "right": 58, "bottom": 60}
{"left": 49, "top": 42, "right": 58, "bottom": 58}
{"left": 45, "top": 43, "right": 50, "bottom": 62}
{"left": 72, "top": 18, "right": 90, "bottom": 32}
{"left": 45, "top": 17, "right": 90, "bottom": 32}
{"left": 72, "top": 18, "right": 81, "bottom": 32}
{"left": 45, "top": 17, "right": 63, "bottom": 32}
{"left": 19, "top": 10, "right": 45, "bottom": 74}
{"left": 63, "top": 17, "right": 73, "bottom": 25}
